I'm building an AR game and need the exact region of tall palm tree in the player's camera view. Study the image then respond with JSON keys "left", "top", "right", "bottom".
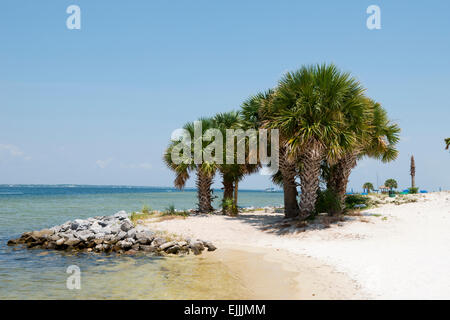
{"left": 410, "top": 155, "right": 416, "bottom": 189}
{"left": 268, "top": 64, "right": 367, "bottom": 218}
{"left": 163, "top": 118, "right": 217, "bottom": 213}
{"left": 241, "top": 90, "right": 300, "bottom": 218}
{"left": 326, "top": 99, "right": 400, "bottom": 211}
{"left": 445, "top": 138, "right": 450, "bottom": 150}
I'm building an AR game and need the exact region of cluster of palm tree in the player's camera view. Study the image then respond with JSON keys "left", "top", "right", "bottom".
{"left": 164, "top": 63, "right": 400, "bottom": 219}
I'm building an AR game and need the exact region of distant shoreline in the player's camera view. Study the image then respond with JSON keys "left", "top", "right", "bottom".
{"left": 0, "top": 184, "right": 282, "bottom": 193}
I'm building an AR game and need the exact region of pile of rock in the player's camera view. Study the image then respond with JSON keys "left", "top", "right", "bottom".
{"left": 7, "top": 211, "right": 216, "bottom": 256}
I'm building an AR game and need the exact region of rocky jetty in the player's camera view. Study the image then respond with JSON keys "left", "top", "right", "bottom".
{"left": 7, "top": 211, "right": 216, "bottom": 256}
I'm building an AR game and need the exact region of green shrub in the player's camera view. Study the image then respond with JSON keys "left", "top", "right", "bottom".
{"left": 315, "top": 189, "right": 342, "bottom": 215}
{"left": 130, "top": 211, "right": 152, "bottom": 224}
{"left": 162, "top": 204, "right": 189, "bottom": 217}
{"left": 345, "top": 194, "right": 371, "bottom": 209}
{"left": 408, "top": 187, "right": 419, "bottom": 194}
{"left": 142, "top": 205, "right": 151, "bottom": 214}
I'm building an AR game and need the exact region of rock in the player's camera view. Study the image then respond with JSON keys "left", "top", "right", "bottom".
{"left": 7, "top": 210, "right": 215, "bottom": 256}
{"left": 126, "top": 229, "right": 137, "bottom": 239}
{"left": 98, "top": 220, "right": 109, "bottom": 227}
{"left": 189, "top": 245, "right": 201, "bottom": 255}
{"left": 65, "top": 238, "right": 81, "bottom": 247}
{"left": 202, "top": 241, "right": 217, "bottom": 251}
{"left": 47, "top": 242, "right": 56, "bottom": 250}
{"left": 136, "top": 230, "right": 154, "bottom": 240}
{"left": 160, "top": 241, "right": 177, "bottom": 250}
{"left": 90, "top": 222, "right": 103, "bottom": 234}
{"left": 94, "top": 232, "right": 106, "bottom": 239}
{"left": 189, "top": 241, "right": 205, "bottom": 255}
{"left": 166, "top": 245, "right": 181, "bottom": 254}
{"left": 32, "top": 229, "right": 54, "bottom": 240}
{"left": 49, "top": 234, "right": 60, "bottom": 241}
{"left": 70, "top": 222, "right": 79, "bottom": 230}
{"left": 177, "top": 241, "right": 188, "bottom": 247}
{"left": 118, "top": 240, "right": 133, "bottom": 250}
{"left": 140, "top": 245, "right": 157, "bottom": 253}
{"left": 116, "top": 231, "right": 127, "bottom": 240}
{"left": 120, "top": 221, "right": 133, "bottom": 232}
{"left": 113, "top": 211, "right": 128, "bottom": 219}
{"left": 151, "top": 237, "right": 166, "bottom": 247}
{"left": 76, "top": 230, "right": 95, "bottom": 242}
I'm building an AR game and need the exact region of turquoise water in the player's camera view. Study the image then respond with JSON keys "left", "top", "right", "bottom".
{"left": 0, "top": 185, "right": 283, "bottom": 299}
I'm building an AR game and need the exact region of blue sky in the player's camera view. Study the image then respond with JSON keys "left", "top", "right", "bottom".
{"left": 1, "top": 0, "right": 449, "bottom": 191}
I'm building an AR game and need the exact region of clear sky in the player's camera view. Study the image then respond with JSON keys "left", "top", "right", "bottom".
{"left": 1, "top": 0, "right": 449, "bottom": 191}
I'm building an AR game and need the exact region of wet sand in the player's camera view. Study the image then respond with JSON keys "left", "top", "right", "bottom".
{"left": 207, "top": 246, "right": 365, "bottom": 299}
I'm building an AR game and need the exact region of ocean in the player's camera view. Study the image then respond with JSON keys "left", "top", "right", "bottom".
{"left": 0, "top": 185, "right": 283, "bottom": 299}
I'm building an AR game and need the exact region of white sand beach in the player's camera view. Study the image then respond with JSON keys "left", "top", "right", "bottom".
{"left": 146, "top": 192, "right": 450, "bottom": 299}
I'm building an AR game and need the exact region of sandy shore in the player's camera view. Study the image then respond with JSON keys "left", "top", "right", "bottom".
{"left": 145, "top": 192, "right": 450, "bottom": 299}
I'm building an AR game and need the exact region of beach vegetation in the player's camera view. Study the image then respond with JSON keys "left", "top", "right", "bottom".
{"left": 445, "top": 138, "right": 450, "bottom": 150}
{"left": 408, "top": 187, "right": 419, "bottom": 194}
{"left": 363, "top": 182, "right": 374, "bottom": 193}
{"left": 130, "top": 211, "right": 153, "bottom": 224}
{"left": 163, "top": 63, "right": 400, "bottom": 221}
{"left": 315, "top": 189, "right": 342, "bottom": 216}
{"left": 385, "top": 179, "right": 398, "bottom": 190}
{"left": 345, "top": 194, "right": 372, "bottom": 209}
{"left": 141, "top": 205, "right": 151, "bottom": 214}
{"left": 162, "top": 204, "right": 189, "bottom": 217}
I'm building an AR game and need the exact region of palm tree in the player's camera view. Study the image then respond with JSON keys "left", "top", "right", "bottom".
{"left": 410, "top": 155, "right": 416, "bottom": 189}
{"left": 445, "top": 138, "right": 450, "bottom": 150}
{"left": 363, "top": 182, "right": 374, "bottom": 193}
{"left": 325, "top": 99, "right": 400, "bottom": 211}
{"left": 163, "top": 118, "right": 217, "bottom": 213}
{"left": 268, "top": 64, "right": 367, "bottom": 218}
{"left": 385, "top": 178, "right": 398, "bottom": 191}
{"left": 213, "top": 111, "right": 259, "bottom": 214}
{"left": 241, "top": 90, "right": 300, "bottom": 218}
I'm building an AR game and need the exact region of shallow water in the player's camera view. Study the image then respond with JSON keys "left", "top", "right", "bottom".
{"left": 0, "top": 185, "right": 283, "bottom": 299}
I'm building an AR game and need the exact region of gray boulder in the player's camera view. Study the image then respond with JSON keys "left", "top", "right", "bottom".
{"left": 120, "top": 221, "right": 133, "bottom": 232}
{"left": 166, "top": 245, "right": 181, "bottom": 254}
{"left": 160, "top": 241, "right": 177, "bottom": 250}
{"left": 127, "top": 229, "right": 137, "bottom": 239}
{"left": 65, "top": 237, "right": 81, "bottom": 247}
{"left": 202, "top": 241, "right": 217, "bottom": 251}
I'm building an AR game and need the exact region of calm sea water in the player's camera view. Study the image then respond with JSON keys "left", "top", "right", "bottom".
{"left": 0, "top": 185, "right": 283, "bottom": 299}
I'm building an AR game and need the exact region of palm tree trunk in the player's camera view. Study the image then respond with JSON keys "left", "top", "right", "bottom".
{"left": 196, "top": 169, "right": 214, "bottom": 213}
{"left": 328, "top": 152, "right": 358, "bottom": 214}
{"left": 222, "top": 178, "right": 234, "bottom": 201}
{"left": 298, "top": 140, "right": 324, "bottom": 218}
{"left": 233, "top": 180, "right": 238, "bottom": 209}
{"left": 279, "top": 147, "right": 299, "bottom": 218}
{"left": 222, "top": 177, "right": 234, "bottom": 214}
